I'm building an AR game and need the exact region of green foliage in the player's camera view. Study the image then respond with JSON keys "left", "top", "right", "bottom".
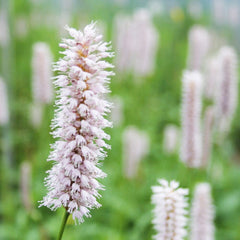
{"left": 0, "top": 1, "right": 240, "bottom": 240}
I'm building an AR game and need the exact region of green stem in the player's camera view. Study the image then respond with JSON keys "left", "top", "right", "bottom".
{"left": 57, "top": 210, "right": 70, "bottom": 240}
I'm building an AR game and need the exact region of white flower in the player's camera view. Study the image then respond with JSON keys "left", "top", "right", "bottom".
{"left": 32, "top": 42, "right": 53, "bottom": 104}
{"left": 0, "top": 78, "right": 9, "bottom": 125}
{"left": 163, "top": 124, "right": 179, "bottom": 154}
{"left": 204, "top": 57, "right": 221, "bottom": 100}
{"left": 187, "top": 25, "right": 210, "bottom": 70}
{"left": 113, "top": 9, "right": 158, "bottom": 78}
{"left": 215, "top": 46, "right": 238, "bottom": 133}
{"left": 131, "top": 9, "right": 159, "bottom": 78}
{"left": 122, "top": 126, "right": 149, "bottom": 179}
{"left": 180, "top": 70, "right": 203, "bottom": 168}
{"left": 190, "top": 183, "right": 215, "bottom": 240}
{"left": 151, "top": 179, "right": 189, "bottom": 240}
{"left": 39, "top": 23, "right": 114, "bottom": 224}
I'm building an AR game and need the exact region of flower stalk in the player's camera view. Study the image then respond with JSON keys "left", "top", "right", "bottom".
{"left": 57, "top": 210, "right": 70, "bottom": 240}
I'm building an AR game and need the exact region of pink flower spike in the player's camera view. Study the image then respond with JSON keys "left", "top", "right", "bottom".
{"left": 151, "top": 179, "right": 189, "bottom": 240}
{"left": 180, "top": 70, "right": 203, "bottom": 168}
{"left": 0, "top": 78, "right": 9, "bottom": 125}
{"left": 39, "top": 23, "right": 114, "bottom": 224}
{"left": 190, "top": 183, "right": 215, "bottom": 240}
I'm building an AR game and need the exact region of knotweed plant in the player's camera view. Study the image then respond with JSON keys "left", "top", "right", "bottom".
{"left": 113, "top": 9, "right": 158, "bottom": 79}
{"left": 113, "top": 13, "right": 132, "bottom": 73}
{"left": 32, "top": 42, "right": 53, "bottom": 104}
{"left": 0, "top": 77, "right": 9, "bottom": 125}
{"left": 215, "top": 46, "right": 238, "bottom": 133}
{"left": 131, "top": 9, "right": 159, "bottom": 78}
{"left": 32, "top": 42, "right": 53, "bottom": 127}
{"left": 163, "top": 124, "right": 179, "bottom": 154}
{"left": 190, "top": 183, "right": 215, "bottom": 240}
{"left": 122, "top": 126, "right": 149, "bottom": 179}
{"left": 180, "top": 71, "right": 203, "bottom": 168}
{"left": 204, "top": 57, "right": 221, "bottom": 100}
{"left": 187, "top": 25, "right": 210, "bottom": 71}
{"left": 39, "top": 23, "right": 114, "bottom": 238}
{"left": 151, "top": 179, "right": 189, "bottom": 240}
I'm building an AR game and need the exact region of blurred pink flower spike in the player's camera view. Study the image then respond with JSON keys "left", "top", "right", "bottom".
{"left": 32, "top": 42, "right": 53, "bottom": 104}
{"left": 204, "top": 56, "right": 221, "bottom": 100}
{"left": 122, "top": 126, "right": 149, "bottom": 179}
{"left": 215, "top": 46, "right": 238, "bottom": 134}
{"left": 39, "top": 22, "right": 114, "bottom": 224}
{"left": 190, "top": 183, "right": 215, "bottom": 240}
{"left": 151, "top": 179, "right": 189, "bottom": 240}
{"left": 163, "top": 124, "right": 179, "bottom": 154}
{"left": 180, "top": 70, "right": 203, "bottom": 168}
{"left": 113, "top": 9, "right": 159, "bottom": 79}
{"left": 187, "top": 25, "right": 210, "bottom": 71}
{"left": 0, "top": 78, "right": 9, "bottom": 125}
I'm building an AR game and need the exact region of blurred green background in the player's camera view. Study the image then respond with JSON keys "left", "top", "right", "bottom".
{"left": 0, "top": 0, "right": 240, "bottom": 239}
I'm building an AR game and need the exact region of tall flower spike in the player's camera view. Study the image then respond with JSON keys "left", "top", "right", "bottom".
{"left": 0, "top": 77, "right": 9, "bottom": 125}
{"left": 113, "top": 9, "right": 158, "bottom": 78}
{"left": 215, "top": 46, "right": 238, "bottom": 133}
{"left": 204, "top": 57, "right": 221, "bottom": 100}
{"left": 180, "top": 71, "right": 203, "bottom": 168}
{"left": 151, "top": 179, "right": 189, "bottom": 240}
{"left": 131, "top": 9, "right": 158, "bottom": 78}
{"left": 163, "top": 124, "right": 179, "bottom": 154}
{"left": 190, "top": 183, "right": 215, "bottom": 240}
{"left": 187, "top": 25, "right": 210, "bottom": 71}
{"left": 39, "top": 23, "right": 114, "bottom": 224}
{"left": 32, "top": 42, "right": 53, "bottom": 104}
{"left": 113, "top": 13, "right": 133, "bottom": 73}
{"left": 122, "top": 126, "right": 149, "bottom": 179}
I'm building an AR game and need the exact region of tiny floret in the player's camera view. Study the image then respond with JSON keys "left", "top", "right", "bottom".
{"left": 39, "top": 22, "right": 114, "bottom": 224}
